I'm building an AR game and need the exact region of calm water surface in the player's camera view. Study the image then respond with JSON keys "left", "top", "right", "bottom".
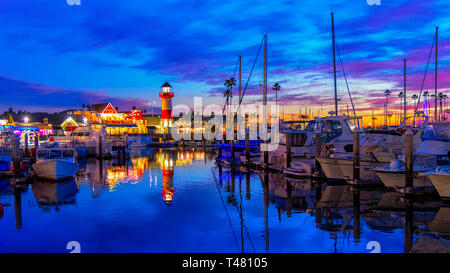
{"left": 0, "top": 148, "right": 449, "bottom": 253}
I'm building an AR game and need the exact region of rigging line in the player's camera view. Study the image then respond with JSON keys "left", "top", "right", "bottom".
{"left": 233, "top": 179, "right": 256, "bottom": 252}
{"left": 232, "top": 57, "right": 239, "bottom": 79}
{"left": 232, "top": 180, "right": 256, "bottom": 252}
{"left": 237, "top": 36, "right": 265, "bottom": 112}
{"left": 222, "top": 94, "right": 229, "bottom": 117}
{"left": 267, "top": 42, "right": 296, "bottom": 111}
{"left": 336, "top": 42, "right": 358, "bottom": 122}
{"left": 211, "top": 167, "right": 240, "bottom": 252}
{"left": 415, "top": 32, "right": 436, "bottom": 118}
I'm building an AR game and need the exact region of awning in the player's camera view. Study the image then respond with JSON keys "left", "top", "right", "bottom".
{"left": 106, "top": 124, "right": 137, "bottom": 128}
{"left": 14, "top": 126, "right": 39, "bottom": 131}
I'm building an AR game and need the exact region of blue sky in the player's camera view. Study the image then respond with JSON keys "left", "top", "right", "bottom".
{"left": 0, "top": 0, "right": 449, "bottom": 114}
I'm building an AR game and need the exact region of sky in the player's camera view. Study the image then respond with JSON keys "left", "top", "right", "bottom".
{"left": 0, "top": 0, "right": 449, "bottom": 119}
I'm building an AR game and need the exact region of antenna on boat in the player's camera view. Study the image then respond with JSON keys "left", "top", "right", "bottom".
{"left": 404, "top": 59, "right": 407, "bottom": 122}
{"left": 435, "top": 26, "right": 438, "bottom": 122}
{"left": 331, "top": 12, "right": 338, "bottom": 116}
{"left": 414, "top": 28, "right": 437, "bottom": 126}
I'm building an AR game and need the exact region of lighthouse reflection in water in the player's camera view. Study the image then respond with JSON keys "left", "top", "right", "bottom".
{"left": 0, "top": 148, "right": 449, "bottom": 253}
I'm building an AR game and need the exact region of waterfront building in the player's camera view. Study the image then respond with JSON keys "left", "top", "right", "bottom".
{"left": 75, "top": 103, "right": 148, "bottom": 135}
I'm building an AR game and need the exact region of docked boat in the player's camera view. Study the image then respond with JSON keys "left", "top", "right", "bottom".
{"left": 267, "top": 115, "right": 360, "bottom": 174}
{"left": 316, "top": 115, "right": 428, "bottom": 182}
{"left": 283, "top": 159, "right": 315, "bottom": 178}
{"left": 416, "top": 121, "right": 450, "bottom": 159}
{"left": 373, "top": 121, "right": 449, "bottom": 191}
{"left": 373, "top": 158, "right": 436, "bottom": 191}
{"left": 218, "top": 139, "right": 261, "bottom": 163}
{"left": 0, "top": 146, "right": 13, "bottom": 176}
{"left": 128, "top": 135, "right": 153, "bottom": 149}
{"left": 32, "top": 146, "right": 79, "bottom": 180}
{"left": 51, "top": 125, "right": 112, "bottom": 157}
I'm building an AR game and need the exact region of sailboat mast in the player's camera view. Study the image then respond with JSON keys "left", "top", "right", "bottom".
{"left": 331, "top": 12, "right": 338, "bottom": 116}
{"left": 239, "top": 56, "right": 242, "bottom": 103}
{"left": 263, "top": 34, "right": 267, "bottom": 107}
{"left": 263, "top": 34, "right": 268, "bottom": 166}
{"left": 435, "top": 26, "right": 438, "bottom": 122}
{"left": 404, "top": 59, "right": 407, "bottom": 121}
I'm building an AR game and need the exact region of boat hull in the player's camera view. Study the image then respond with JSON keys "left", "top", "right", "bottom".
{"left": 315, "top": 157, "right": 380, "bottom": 181}
{"left": 32, "top": 160, "right": 79, "bottom": 181}
{"left": 375, "top": 170, "right": 433, "bottom": 190}
{"left": 428, "top": 173, "right": 450, "bottom": 198}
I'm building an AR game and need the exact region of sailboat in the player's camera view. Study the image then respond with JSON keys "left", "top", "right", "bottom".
{"left": 374, "top": 26, "right": 449, "bottom": 191}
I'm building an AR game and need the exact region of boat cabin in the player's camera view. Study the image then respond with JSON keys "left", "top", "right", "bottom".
{"left": 36, "top": 148, "right": 75, "bottom": 163}
{"left": 314, "top": 116, "right": 361, "bottom": 143}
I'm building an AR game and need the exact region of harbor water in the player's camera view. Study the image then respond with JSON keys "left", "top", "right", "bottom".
{"left": 0, "top": 148, "right": 448, "bottom": 253}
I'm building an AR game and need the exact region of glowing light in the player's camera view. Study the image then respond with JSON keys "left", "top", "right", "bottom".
{"left": 24, "top": 117, "right": 29, "bottom": 123}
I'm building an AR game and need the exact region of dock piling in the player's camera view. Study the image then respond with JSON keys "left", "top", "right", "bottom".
{"left": 98, "top": 135, "right": 103, "bottom": 159}
{"left": 352, "top": 128, "right": 360, "bottom": 184}
{"left": 286, "top": 131, "right": 292, "bottom": 168}
{"left": 24, "top": 133, "right": 29, "bottom": 158}
{"left": 12, "top": 136, "right": 21, "bottom": 178}
{"left": 245, "top": 130, "right": 250, "bottom": 164}
{"left": 314, "top": 132, "right": 322, "bottom": 176}
{"left": 230, "top": 130, "right": 235, "bottom": 165}
{"left": 405, "top": 129, "right": 414, "bottom": 193}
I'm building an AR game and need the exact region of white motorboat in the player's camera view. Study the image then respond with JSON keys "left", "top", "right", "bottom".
{"left": 283, "top": 159, "right": 315, "bottom": 178}
{"left": 267, "top": 116, "right": 360, "bottom": 170}
{"left": 373, "top": 158, "right": 436, "bottom": 191}
{"left": 317, "top": 115, "right": 428, "bottom": 182}
{"left": 423, "top": 166, "right": 450, "bottom": 199}
{"left": 33, "top": 146, "right": 79, "bottom": 180}
{"left": 416, "top": 121, "right": 450, "bottom": 158}
{"left": 51, "top": 125, "right": 112, "bottom": 157}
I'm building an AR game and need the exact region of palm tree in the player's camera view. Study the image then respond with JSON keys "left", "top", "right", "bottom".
{"left": 423, "top": 91, "right": 429, "bottom": 116}
{"left": 224, "top": 78, "right": 236, "bottom": 105}
{"left": 411, "top": 94, "right": 418, "bottom": 115}
{"left": 398, "top": 91, "right": 404, "bottom": 123}
{"left": 384, "top": 89, "right": 391, "bottom": 127}
{"left": 438, "top": 93, "right": 448, "bottom": 121}
{"left": 387, "top": 113, "right": 393, "bottom": 127}
{"left": 82, "top": 104, "right": 86, "bottom": 109}
{"left": 272, "top": 83, "right": 281, "bottom": 106}
{"left": 223, "top": 89, "right": 231, "bottom": 106}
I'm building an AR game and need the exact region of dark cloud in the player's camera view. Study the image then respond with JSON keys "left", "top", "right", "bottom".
{"left": 0, "top": 75, "right": 149, "bottom": 112}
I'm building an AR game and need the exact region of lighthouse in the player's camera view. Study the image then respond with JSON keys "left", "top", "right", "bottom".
{"left": 159, "top": 152, "right": 175, "bottom": 205}
{"left": 159, "top": 82, "right": 174, "bottom": 134}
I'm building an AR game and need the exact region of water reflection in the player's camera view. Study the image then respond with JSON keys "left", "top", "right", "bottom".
{"left": 0, "top": 148, "right": 449, "bottom": 252}
{"left": 32, "top": 179, "right": 79, "bottom": 209}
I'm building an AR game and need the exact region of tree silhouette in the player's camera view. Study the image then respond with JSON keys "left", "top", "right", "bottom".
{"left": 272, "top": 83, "right": 281, "bottom": 106}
